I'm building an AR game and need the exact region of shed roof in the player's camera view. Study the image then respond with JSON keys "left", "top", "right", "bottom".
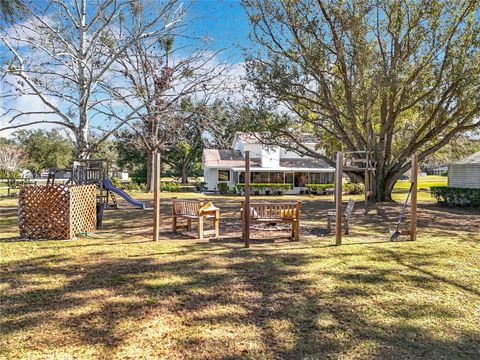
{"left": 451, "top": 151, "right": 480, "bottom": 165}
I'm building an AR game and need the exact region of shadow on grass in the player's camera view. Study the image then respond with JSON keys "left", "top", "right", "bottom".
{"left": 1, "top": 241, "right": 479, "bottom": 358}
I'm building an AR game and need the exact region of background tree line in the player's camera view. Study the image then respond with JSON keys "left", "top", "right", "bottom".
{"left": 0, "top": 99, "right": 254, "bottom": 183}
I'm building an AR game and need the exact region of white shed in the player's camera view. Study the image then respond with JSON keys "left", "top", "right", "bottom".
{"left": 448, "top": 152, "right": 480, "bottom": 188}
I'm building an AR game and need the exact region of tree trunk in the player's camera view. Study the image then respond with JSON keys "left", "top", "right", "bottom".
{"left": 146, "top": 148, "right": 156, "bottom": 193}
{"left": 181, "top": 163, "right": 189, "bottom": 184}
{"left": 373, "top": 173, "right": 397, "bottom": 202}
{"left": 75, "top": 125, "right": 89, "bottom": 159}
{"left": 76, "top": 0, "right": 89, "bottom": 160}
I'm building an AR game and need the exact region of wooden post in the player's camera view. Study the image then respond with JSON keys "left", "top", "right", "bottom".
{"left": 335, "top": 152, "right": 343, "bottom": 245}
{"left": 153, "top": 151, "right": 161, "bottom": 241}
{"left": 410, "top": 154, "right": 418, "bottom": 241}
{"left": 214, "top": 209, "right": 220, "bottom": 238}
{"left": 364, "top": 168, "right": 368, "bottom": 206}
{"left": 244, "top": 150, "right": 251, "bottom": 248}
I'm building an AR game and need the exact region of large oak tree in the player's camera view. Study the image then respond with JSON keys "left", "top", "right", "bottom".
{"left": 242, "top": 0, "right": 480, "bottom": 201}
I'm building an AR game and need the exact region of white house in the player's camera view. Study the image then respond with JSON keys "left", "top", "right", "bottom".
{"left": 202, "top": 132, "right": 335, "bottom": 193}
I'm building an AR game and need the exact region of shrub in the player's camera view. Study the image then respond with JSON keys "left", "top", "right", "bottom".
{"left": 110, "top": 177, "right": 122, "bottom": 188}
{"left": 0, "top": 170, "right": 20, "bottom": 178}
{"left": 217, "top": 182, "right": 229, "bottom": 194}
{"left": 343, "top": 182, "right": 365, "bottom": 195}
{"left": 161, "top": 182, "right": 180, "bottom": 192}
{"left": 194, "top": 181, "right": 206, "bottom": 193}
{"left": 306, "top": 182, "right": 364, "bottom": 195}
{"left": 236, "top": 183, "right": 292, "bottom": 195}
{"left": 131, "top": 167, "right": 147, "bottom": 184}
{"left": 123, "top": 181, "right": 145, "bottom": 191}
{"left": 306, "top": 183, "right": 334, "bottom": 195}
{"left": 431, "top": 186, "right": 480, "bottom": 207}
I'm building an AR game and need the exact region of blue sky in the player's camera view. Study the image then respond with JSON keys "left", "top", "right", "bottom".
{"left": 0, "top": 0, "right": 253, "bottom": 137}
{"left": 187, "top": 0, "right": 251, "bottom": 63}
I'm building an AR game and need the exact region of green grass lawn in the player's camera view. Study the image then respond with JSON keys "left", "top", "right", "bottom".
{"left": 394, "top": 175, "right": 448, "bottom": 191}
{"left": 1, "top": 190, "right": 479, "bottom": 359}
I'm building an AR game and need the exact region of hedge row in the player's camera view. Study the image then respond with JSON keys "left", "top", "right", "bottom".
{"left": 236, "top": 183, "right": 292, "bottom": 190}
{"left": 306, "top": 183, "right": 365, "bottom": 195}
{"left": 306, "top": 183, "right": 334, "bottom": 194}
{"left": 431, "top": 186, "right": 480, "bottom": 207}
{"left": 235, "top": 183, "right": 292, "bottom": 195}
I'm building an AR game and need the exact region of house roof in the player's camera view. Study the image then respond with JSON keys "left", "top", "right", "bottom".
{"left": 451, "top": 151, "right": 480, "bottom": 165}
{"left": 203, "top": 149, "right": 333, "bottom": 171}
{"left": 203, "top": 149, "right": 260, "bottom": 168}
{"left": 280, "top": 158, "right": 332, "bottom": 169}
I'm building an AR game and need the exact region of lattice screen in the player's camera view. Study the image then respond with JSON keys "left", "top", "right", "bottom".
{"left": 18, "top": 184, "right": 96, "bottom": 239}
{"left": 69, "top": 185, "right": 96, "bottom": 238}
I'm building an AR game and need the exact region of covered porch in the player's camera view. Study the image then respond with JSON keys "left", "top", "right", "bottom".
{"left": 232, "top": 168, "right": 334, "bottom": 194}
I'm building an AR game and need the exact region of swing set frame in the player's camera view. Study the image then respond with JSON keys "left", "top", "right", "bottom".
{"left": 334, "top": 151, "right": 418, "bottom": 245}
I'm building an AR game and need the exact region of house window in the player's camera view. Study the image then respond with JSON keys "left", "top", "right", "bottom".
{"left": 309, "top": 172, "right": 332, "bottom": 184}
{"left": 239, "top": 172, "right": 245, "bottom": 183}
{"left": 269, "top": 172, "right": 285, "bottom": 183}
{"left": 218, "top": 170, "right": 230, "bottom": 182}
{"left": 251, "top": 172, "right": 269, "bottom": 183}
{"left": 285, "top": 172, "right": 294, "bottom": 185}
{"left": 294, "top": 172, "right": 308, "bottom": 187}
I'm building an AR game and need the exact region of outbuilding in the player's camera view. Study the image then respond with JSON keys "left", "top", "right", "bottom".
{"left": 448, "top": 151, "right": 480, "bottom": 188}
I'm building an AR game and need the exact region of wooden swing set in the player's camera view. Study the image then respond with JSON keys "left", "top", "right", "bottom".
{"left": 333, "top": 151, "right": 418, "bottom": 245}
{"left": 150, "top": 149, "right": 418, "bottom": 246}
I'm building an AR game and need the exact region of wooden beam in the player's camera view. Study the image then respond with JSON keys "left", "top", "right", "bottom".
{"left": 153, "top": 151, "right": 161, "bottom": 241}
{"left": 335, "top": 152, "right": 343, "bottom": 245}
{"left": 244, "top": 150, "right": 251, "bottom": 248}
{"left": 410, "top": 154, "right": 418, "bottom": 241}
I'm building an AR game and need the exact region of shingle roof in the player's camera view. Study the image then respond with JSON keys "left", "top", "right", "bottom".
{"left": 451, "top": 151, "right": 480, "bottom": 165}
{"left": 203, "top": 149, "right": 260, "bottom": 167}
{"left": 203, "top": 149, "right": 333, "bottom": 170}
{"left": 280, "top": 158, "right": 333, "bottom": 169}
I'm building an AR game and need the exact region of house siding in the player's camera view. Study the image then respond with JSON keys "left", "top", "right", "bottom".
{"left": 204, "top": 132, "right": 335, "bottom": 193}
{"left": 205, "top": 168, "right": 235, "bottom": 191}
{"left": 448, "top": 164, "right": 480, "bottom": 188}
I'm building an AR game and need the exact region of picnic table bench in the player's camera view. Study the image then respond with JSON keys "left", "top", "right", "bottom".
{"left": 171, "top": 198, "right": 220, "bottom": 240}
{"left": 240, "top": 201, "right": 302, "bottom": 241}
{"left": 327, "top": 199, "right": 355, "bottom": 234}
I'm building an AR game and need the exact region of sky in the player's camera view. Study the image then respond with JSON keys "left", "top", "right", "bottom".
{"left": 0, "top": 0, "right": 254, "bottom": 138}
{"left": 187, "top": 0, "right": 251, "bottom": 63}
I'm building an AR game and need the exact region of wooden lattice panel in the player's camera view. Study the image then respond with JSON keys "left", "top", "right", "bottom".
{"left": 70, "top": 185, "right": 96, "bottom": 238}
{"left": 18, "top": 184, "right": 96, "bottom": 240}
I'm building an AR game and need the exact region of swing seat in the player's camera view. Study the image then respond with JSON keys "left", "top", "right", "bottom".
{"left": 327, "top": 199, "right": 355, "bottom": 234}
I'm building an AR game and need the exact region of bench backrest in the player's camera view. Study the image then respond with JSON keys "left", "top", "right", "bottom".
{"left": 344, "top": 199, "right": 355, "bottom": 219}
{"left": 240, "top": 201, "right": 301, "bottom": 220}
{"left": 172, "top": 199, "right": 203, "bottom": 216}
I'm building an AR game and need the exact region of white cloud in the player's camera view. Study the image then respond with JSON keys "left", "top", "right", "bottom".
{"left": 0, "top": 91, "right": 67, "bottom": 138}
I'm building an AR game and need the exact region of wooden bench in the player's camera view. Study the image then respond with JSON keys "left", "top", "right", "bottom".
{"left": 172, "top": 198, "right": 220, "bottom": 240}
{"left": 327, "top": 199, "right": 355, "bottom": 234}
{"left": 240, "top": 201, "right": 302, "bottom": 241}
